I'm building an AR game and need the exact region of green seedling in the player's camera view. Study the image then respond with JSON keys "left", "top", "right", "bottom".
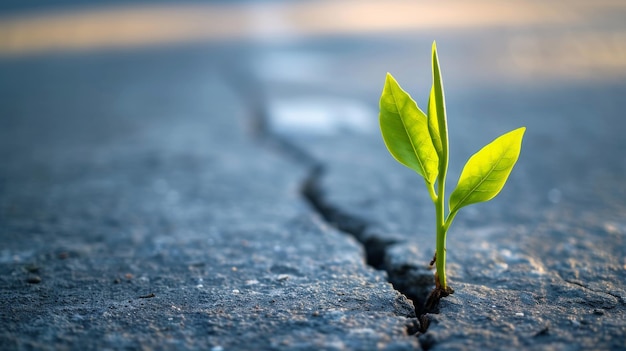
{"left": 379, "top": 41, "right": 525, "bottom": 295}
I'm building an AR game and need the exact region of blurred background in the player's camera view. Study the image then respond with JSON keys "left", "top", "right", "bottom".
{"left": 1, "top": 0, "right": 625, "bottom": 82}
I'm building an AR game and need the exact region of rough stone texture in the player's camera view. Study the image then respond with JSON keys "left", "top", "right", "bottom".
{"left": 251, "top": 37, "right": 626, "bottom": 350}
{"left": 0, "top": 47, "right": 419, "bottom": 350}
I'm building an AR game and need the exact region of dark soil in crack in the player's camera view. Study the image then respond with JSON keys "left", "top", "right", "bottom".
{"left": 235, "top": 83, "right": 439, "bottom": 337}
{"left": 301, "top": 166, "right": 444, "bottom": 335}
{"left": 247, "top": 125, "right": 441, "bottom": 336}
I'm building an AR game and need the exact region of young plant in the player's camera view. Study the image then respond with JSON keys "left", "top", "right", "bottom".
{"left": 379, "top": 41, "right": 525, "bottom": 295}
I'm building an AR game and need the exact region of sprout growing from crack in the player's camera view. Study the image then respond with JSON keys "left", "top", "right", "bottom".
{"left": 378, "top": 41, "right": 525, "bottom": 295}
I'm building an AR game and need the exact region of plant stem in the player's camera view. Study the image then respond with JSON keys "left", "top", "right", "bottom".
{"left": 435, "top": 173, "right": 447, "bottom": 290}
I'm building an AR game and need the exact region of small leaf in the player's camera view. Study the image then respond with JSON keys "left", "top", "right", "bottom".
{"left": 429, "top": 41, "right": 448, "bottom": 163}
{"left": 379, "top": 73, "right": 439, "bottom": 184}
{"left": 449, "top": 127, "right": 526, "bottom": 213}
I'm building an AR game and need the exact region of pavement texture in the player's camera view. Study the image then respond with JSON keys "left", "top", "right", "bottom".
{"left": 2, "top": 2, "right": 626, "bottom": 351}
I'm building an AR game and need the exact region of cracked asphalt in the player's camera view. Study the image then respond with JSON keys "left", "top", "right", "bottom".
{"left": 1, "top": 1, "right": 626, "bottom": 350}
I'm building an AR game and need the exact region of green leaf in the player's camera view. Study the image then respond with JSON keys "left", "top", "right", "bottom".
{"left": 449, "top": 127, "right": 526, "bottom": 213}
{"left": 379, "top": 73, "right": 439, "bottom": 184}
{"left": 428, "top": 41, "right": 447, "bottom": 162}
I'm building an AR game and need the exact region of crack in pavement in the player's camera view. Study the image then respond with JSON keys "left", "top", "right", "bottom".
{"left": 300, "top": 166, "right": 437, "bottom": 328}
{"left": 223, "top": 70, "right": 432, "bottom": 339}
{"left": 241, "top": 107, "right": 435, "bottom": 339}
{"left": 269, "top": 135, "right": 431, "bottom": 335}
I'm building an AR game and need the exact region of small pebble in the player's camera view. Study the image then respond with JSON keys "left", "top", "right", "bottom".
{"left": 515, "top": 312, "right": 524, "bottom": 317}
{"left": 232, "top": 289, "right": 240, "bottom": 294}
{"left": 593, "top": 308, "right": 605, "bottom": 315}
{"left": 277, "top": 274, "right": 289, "bottom": 281}
{"left": 27, "top": 275, "right": 42, "bottom": 284}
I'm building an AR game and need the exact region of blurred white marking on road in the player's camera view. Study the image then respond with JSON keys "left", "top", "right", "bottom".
{"left": 268, "top": 97, "right": 375, "bottom": 136}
